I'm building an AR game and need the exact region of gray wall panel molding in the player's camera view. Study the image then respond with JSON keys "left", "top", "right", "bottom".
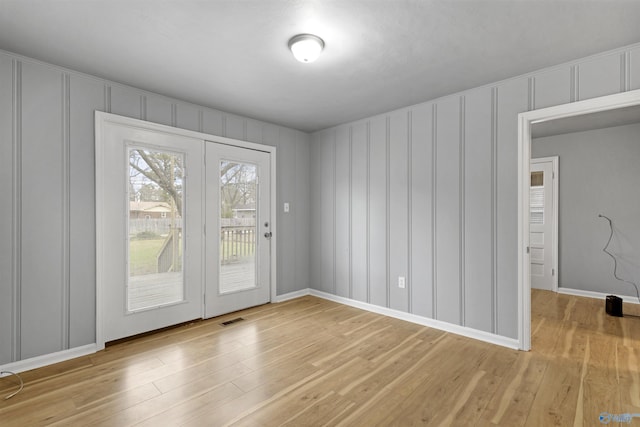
{"left": 385, "top": 116, "right": 390, "bottom": 308}
{"left": 104, "top": 84, "right": 111, "bottom": 113}
{"left": 348, "top": 126, "right": 353, "bottom": 299}
{"left": 578, "top": 53, "right": 623, "bottom": 101}
{"left": 431, "top": 103, "right": 438, "bottom": 319}
{"left": 335, "top": 126, "right": 350, "bottom": 298}
{"left": 0, "top": 55, "right": 14, "bottom": 364}
{"left": 366, "top": 121, "right": 371, "bottom": 303}
{"left": 495, "top": 77, "right": 529, "bottom": 339}
{"left": 69, "top": 74, "right": 103, "bottom": 347}
{"left": 491, "top": 87, "right": 498, "bottom": 334}
{"left": 459, "top": 96, "right": 466, "bottom": 326}
{"left": 571, "top": 65, "right": 578, "bottom": 103}
{"left": 532, "top": 66, "right": 572, "bottom": 111}
{"left": 369, "top": 116, "right": 388, "bottom": 307}
{"left": 61, "top": 72, "right": 71, "bottom": 350}
{"left": 11, "top": 59, "right": 22, "bottom": 362}
{"left": 631, "top": 46, "right": 640, "bottom": 91}
{"left": 20, "top": 61, "right": 65, "bottom": 359}
{"left": 621, "top": 53, "right": 628, "bottom": 93}
{"left": 407, "top": 110, "right": 413, "bottom": 313}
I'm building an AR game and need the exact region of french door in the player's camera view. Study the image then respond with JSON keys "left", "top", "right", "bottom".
{"left": 97, "top": 114, "right": 274, "bottom": 344}
{"left": 99, "top": 121, "right": 204, "bottom": 342}
{"left": 204, "top": 142, "right": 271, "bottom": 318}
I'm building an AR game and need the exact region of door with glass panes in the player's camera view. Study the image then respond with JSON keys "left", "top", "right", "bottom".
{"left": 98, "top": 118, "right": 273, "bottom": 343}
{"left": 100, "top": 122, "right": 204, "bottom": 342}
{"left": 204, "top": 142, "right": 271, "bottom": 318}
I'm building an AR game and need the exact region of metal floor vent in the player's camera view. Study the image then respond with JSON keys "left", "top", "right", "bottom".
{"left": 221, "top": 317, "right": 245, "bottom": 326}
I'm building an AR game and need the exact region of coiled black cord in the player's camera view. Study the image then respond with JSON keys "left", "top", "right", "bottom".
{"left": 598, "top": 214, "right": 640, "bottom": 304}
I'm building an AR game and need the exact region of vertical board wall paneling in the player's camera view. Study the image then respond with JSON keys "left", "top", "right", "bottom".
{"left": 145, "top": 94, "right": 173, "bottom": 126}
{"left": 175, "top": 102, "right": 201, "bottom": 133}
{"left": 20, "top": 61, "right": 65, "bottom": 359}
{"left": 496, "top": 77, "right": 530, "bottom": 339}
{"left": 533, "top": 66, "right": 572, "bottom": 110}
{"left": 309, "top": 42, "right": 640, "bottom": 343}
{"left": 224, "top": 114, "right": 245, "bottom": 140}
{"left": 202, "top": 109, "right": 224, "bottom": 136}
{"left": 463, "top": 87, "right": 494, "bottom": 333}
{"left": 69, "top": 74, "right": 104, "bottom": 347}
{"left": 335, "top": 126, "right": 351, "bottom": 298}
{"left": 294, "top": 131, "right": 311, "bottom": 290}
{"left": 0, "top": 52, "right": 312, "bottom": 364}
{"left": 0, "top": 54, "right": 14, "bottom": 364}
{"left": 276, "top": 128, "right": 296, "bottom": 294}
{"left": 319, "top": 129, "right": 336, "bottom": 294}
{"left": 309, "top": 135, "right": 322, "bottom": 293}
{"left": 577, "top": 53, "right": 623, "bottom": 101}
{"left": 246, "top": 120, "right": 264, "bottom": 144}
{"left": 434, "top": 96, "right": 462, "bottom": 325}
{"left": 409, "top": 102, "right": 434, "bottom": 318}
{"left": 631, "top": 46, "right": 640, "bottom": 90}
{"left": 350, "top": 122, "right": 368, "bottom": 303}
{"left": 388, "top": 111, "right": 409, "bottom": 312}
{"left": 109, "top": 85, "right": 142, "bottom": 119}
{"left": 369, "top": 116, "right": 388, "bottom": 307}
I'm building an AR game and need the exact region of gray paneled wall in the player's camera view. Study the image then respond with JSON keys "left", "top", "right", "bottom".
{"left": 0, "top": 50, "right": 310, "bottom": 364}
{"left": 532, "top": 123, "right": 640, "bottom": 297}
{"left": 310, "top": 42, "right": 640, "bottom": 340}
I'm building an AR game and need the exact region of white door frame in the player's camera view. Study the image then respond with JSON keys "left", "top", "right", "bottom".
{"left": 517, "top": 89, "right": 640, "bottom": 351}
{"left": 530, "top": 156, "right": 559, "bottom": 292}
{"left": 95, "top": 111, "right": 277, "bottom": 350}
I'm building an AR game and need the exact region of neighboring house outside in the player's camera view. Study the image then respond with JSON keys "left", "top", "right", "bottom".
{"left": 129, "top": 201, "right": 175, "bottom": 219}
{"left": 232, "top": 205, "right": 256, "bottom": 219}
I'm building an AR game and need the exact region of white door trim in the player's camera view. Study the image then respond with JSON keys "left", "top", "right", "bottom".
{"left": 95, "top": 111, "right": 277, "bottom": 350}
{"left": 517, "top": 89, "right": 640, "bottom": 351}
{"left": 530, "top": 156, "right": 558, "bottom": 292}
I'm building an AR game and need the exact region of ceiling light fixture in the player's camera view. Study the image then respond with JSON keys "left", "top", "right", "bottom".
{"left": 288, "top": 34, "right": 324, "bottom": 63}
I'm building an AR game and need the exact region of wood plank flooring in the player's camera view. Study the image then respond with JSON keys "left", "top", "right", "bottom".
{"left": 1, "top": 290, "right": 640, "bottom": 426}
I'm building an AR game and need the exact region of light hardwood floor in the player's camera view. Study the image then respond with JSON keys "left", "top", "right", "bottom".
{"left": 1, "top": 290, "right": 640, "bottom": 426}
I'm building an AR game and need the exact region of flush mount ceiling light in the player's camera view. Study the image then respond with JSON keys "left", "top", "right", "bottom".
{"left": 288, "top": 34, "right": 324, "bottom": 63}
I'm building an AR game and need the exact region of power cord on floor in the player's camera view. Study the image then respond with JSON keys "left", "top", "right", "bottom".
{"left": 0, "top": 370, "right": 24, "bottom": 400}
{"left": 598, "top": 214, "right": 640, "bottom": 304}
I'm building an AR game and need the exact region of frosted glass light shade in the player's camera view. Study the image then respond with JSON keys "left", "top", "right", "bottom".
{"left": 288, "top": 34, "right": 324, "bottom": 63}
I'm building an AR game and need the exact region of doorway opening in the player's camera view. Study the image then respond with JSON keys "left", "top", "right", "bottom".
{"left": 517, "top": 89, "right": 640, "bottom": 351}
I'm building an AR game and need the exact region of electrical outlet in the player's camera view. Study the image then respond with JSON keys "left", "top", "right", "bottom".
{"left": 398, "top": 276, "right": 406, "bottom": 289}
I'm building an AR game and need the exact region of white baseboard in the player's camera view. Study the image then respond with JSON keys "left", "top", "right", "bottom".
{"left": 0, "top": 344, "right": 97, "bottom": 376}
{"left": 557, "top": 287, "right": 640, "bottom": 304}
{"left": 308, "top": 289, "right": 520, "bottom": 350}
{"left": 273, "top": 288, "right": 311, "bottom": 303}
{"left": 1, "top": 286, "right": 525, "bottom": 375}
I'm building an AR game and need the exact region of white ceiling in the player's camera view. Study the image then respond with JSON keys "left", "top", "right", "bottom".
{"left": 1, "top": 1, "right": 640, "bottom": 132}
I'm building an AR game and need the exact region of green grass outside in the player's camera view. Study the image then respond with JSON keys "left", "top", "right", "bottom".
{"left": 129, "top": 237, "right": 255, "bottom": 276}
{"left": 129, "top": 238, "right": 165, "bottom": 276}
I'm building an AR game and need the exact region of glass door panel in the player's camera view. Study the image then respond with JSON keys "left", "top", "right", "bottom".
{"left": 205, "top": 142, "right": 271, "bottom": 319}
{"left": 219, "top": 160, "right": 258, "bottom": 294}
{"left": 128, "top": 147, "right": 185, "bottom": 311}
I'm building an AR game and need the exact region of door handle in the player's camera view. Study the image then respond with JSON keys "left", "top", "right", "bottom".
{"left": 264, "top": 232, "right": 272, "bottom": 239}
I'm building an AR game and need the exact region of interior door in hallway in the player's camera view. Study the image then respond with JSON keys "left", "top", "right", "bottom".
{"left": 530, "top": 156, "right": 558, "bottom": 291}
